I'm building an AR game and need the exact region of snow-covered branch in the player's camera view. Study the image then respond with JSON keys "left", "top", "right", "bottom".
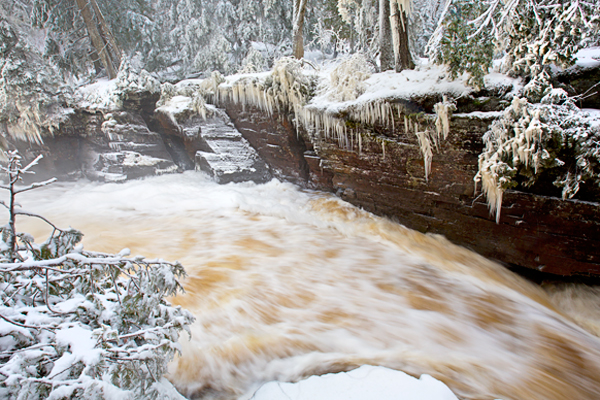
{"left": 0, "top": 151, "right": 194, "bottom": 398}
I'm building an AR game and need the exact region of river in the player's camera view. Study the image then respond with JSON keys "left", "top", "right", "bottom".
{"left": 13, "top": 172, "right": 600, "bottom": 400}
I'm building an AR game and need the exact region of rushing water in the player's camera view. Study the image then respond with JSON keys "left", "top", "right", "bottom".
{"left": 11, "top": 172, "right": 600, "bottom": 400}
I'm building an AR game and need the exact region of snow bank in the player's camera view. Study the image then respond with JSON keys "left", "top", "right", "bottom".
{"left": 575, "top": 47, "right": 600, "bottom": 69}
{"left": 75, "top": 78, "right": 119, "bottom": 112}
{"left": 247, "top": 365, "right": 461, "bottom": 400}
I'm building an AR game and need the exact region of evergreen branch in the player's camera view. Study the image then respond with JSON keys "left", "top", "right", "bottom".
{"left": 118, "top": 322, "right": 180, "bottom": 340}
{"left": 0, "top": 150, "right": 192, "bottom": 397}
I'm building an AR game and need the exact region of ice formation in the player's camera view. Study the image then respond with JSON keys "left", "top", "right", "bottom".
{"left": 475, "top": 92, "right": 600, "bottom": 222}
{"left": 327, "top": 53, "right": 373, "bottom": 102}
{"left": 412, "top": 96, "right": 456, "bottom": 180}
{"left": 216, "top": 60, "right": 407, "bottom": 155}
{"left": 6, "top": 102, "right": 68, "bottom": 145}
{"left": 213, "top": 59, "right": 465, "bottom": 180}
{"left": 475, "top": 97, "right": 543, "bottom": 223}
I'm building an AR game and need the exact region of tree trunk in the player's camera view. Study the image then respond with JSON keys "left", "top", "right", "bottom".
{"left": 293, "top": 0, "right": 308, "bottom": 59}
{"left": 379, "top": 0, "right": 394, "bottom": 71}
{"left": 390, "top": 0, "right": 415, "bottom": 72}
{"left": 74, "top": 0, "right": 120, "bottom": 79}
{"left": 90, "top": 48, "right": 103, "bottom": 75}
{"left": 89, "top": 0, "right": 122, "bottom": 67}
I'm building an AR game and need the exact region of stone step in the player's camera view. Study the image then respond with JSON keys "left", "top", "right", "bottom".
{"left": 195, "top": 150, "right": 271, "bottom": 184}
{"left": 88, "top": 151, "right": 178, "bottom": 182}
{"left": 109, "top": 141, "right": 160, "bottom": 152}
{"left": 193, "top": 114, "right": 271, "bottom": 184}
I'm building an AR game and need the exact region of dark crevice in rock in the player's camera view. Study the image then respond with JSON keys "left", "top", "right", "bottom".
{"left": 159, "top": 133, "right": 195, "bottom": 170}
{"left": 552, "top": 65, "right": 600, "bottom": 109}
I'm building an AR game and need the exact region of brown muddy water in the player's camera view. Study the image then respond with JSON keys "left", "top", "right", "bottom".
{"left": 12, "top": 172, "right": 600, "bottom": 400}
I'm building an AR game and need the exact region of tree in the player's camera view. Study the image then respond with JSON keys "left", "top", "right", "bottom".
{"left": 0, "top": 151, "right": 193, "bottom": 398}
{"left": 389, "top": 0, "right": 414, "bottom": 71}
{"left": 337, "top": 0, "right": 379, "bottom": 59}
{"left": 1, "top": 1, "right": 69, "bottom": 144}
{"left": 74, "top": 0, "right": 121, "bottom": 79}
{"left": 429, "top": 0, "right": 600, "bottom": 87}
{"left": 379, "top": 0, "right": 394, "bottom": 70}
{"left": 293, "top": 0, "right": 309, "bottom": 59}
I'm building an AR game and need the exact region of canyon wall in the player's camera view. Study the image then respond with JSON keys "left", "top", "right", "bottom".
{"left": 224, "top": 102, "right": 600, "bottom": 278}
{"left": 8, "top": 72, "right": 600, "bottom": 278}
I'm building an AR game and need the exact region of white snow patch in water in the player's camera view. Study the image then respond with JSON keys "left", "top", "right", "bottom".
{"left": 247, "top": 365, "right": 462, "bottom": 400}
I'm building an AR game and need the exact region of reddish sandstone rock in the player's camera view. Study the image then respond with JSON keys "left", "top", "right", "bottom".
{"left": 224, "top": 102, "right": 600, "bottom": 278}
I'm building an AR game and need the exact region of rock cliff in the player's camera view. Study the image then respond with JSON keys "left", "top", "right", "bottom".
{"left": 6, "top": 66, "right": 599, "bottom": 278}
{"left": 224, "top": 100, "right": 600, "bottom": 278}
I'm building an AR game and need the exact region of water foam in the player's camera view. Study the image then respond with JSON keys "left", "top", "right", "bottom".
{"left": 9, "top": 172, "right": 600, "bottom": 400}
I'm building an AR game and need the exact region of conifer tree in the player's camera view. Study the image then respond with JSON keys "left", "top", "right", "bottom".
{"left": 73, "top": 0, "right": 121, "bottom": 79}
{"left": 429, "top": 0, "right": 600, "bottom": 86}
{"left": 0, "top": 151, "right": 194, "bottom": 398}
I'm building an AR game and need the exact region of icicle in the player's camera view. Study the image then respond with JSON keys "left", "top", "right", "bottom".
{"left": 382, "top": 141, "right": 386, "bottom": 161}
{"left": 359, "top": 133, "right": 362, "bottom": 155}
{"left": 415, "top": 129, "right": 433, "bottom": 180}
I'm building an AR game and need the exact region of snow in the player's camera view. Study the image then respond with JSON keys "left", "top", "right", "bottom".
{"left": 55, "top": 325, "right": 102, "bottom": 366}
{"left": 76, "top": 78, "right": 119, "bottom": 112}
{"left": 248, "top": 365, "right": 461, "bottom": 400}
{"left": 310, "top": 64, "right": 470, "bottom": 112}
{"left": 219, "top": 58, "right": 519, "bottom": 115}
{"left": 123, "top": 151, "right": 169, "bottom": 167}
{"left": 575, "top": 47, "right": 600, "bottom": 69}
{"left": 453, "top": 111, "right": 504, "bottom": 119}
{"left": 156, "top": 95, "right": 195, "bottom": 118}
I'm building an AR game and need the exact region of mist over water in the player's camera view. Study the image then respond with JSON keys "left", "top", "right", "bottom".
{"left": 10, "top": 172, "right": 600, "bottom": 400}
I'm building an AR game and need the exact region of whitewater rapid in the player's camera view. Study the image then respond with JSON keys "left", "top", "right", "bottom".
{"left": 11, "top": 172, "right": 600, "bottom": 400}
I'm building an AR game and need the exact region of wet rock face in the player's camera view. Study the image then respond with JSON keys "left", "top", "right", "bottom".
{"left": 224, "top": 102, "right": 600, "bottom": 278}
{"left": 194, "top": 117, "right": 271, "bottom": 184}
{"left": 154, "top": 103, "right": 272, "bottom": 184}
{"left": 224, "top": 106, "right": 318, "bottom": 187}
{"left": 14, "top": 86, "right": 273, "bottom": 185}
{"left": 12, "top": 107, "right": 179, "bottom": 183}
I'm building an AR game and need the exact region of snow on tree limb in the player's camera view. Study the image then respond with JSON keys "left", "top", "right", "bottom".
{"left": 428, "top": 0, "right": 600, "bottom": 94}
{"left": 0, "top": 150, "right": 194, "bottom": 399}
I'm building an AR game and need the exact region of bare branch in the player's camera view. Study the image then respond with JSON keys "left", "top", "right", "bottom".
{"left": 20, "top": 155, "right": 44, "bottom": 174}
{"left": 14, "top": 178, "right": 58, "bottom": 194}
{"left": 0, "top": 312, "right": 55, "bottom": 332}
{"left": 14, "top": 210, "right": 64, "bottom": 232}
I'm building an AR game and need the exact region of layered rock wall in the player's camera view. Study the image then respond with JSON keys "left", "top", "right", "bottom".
{"left": 224, "top": 102, "right": 600, "bottom": 277}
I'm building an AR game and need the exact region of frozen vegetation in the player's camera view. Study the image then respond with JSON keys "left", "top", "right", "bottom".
{"left": 0, "top": 152, "right": 193, "bottom": 399}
